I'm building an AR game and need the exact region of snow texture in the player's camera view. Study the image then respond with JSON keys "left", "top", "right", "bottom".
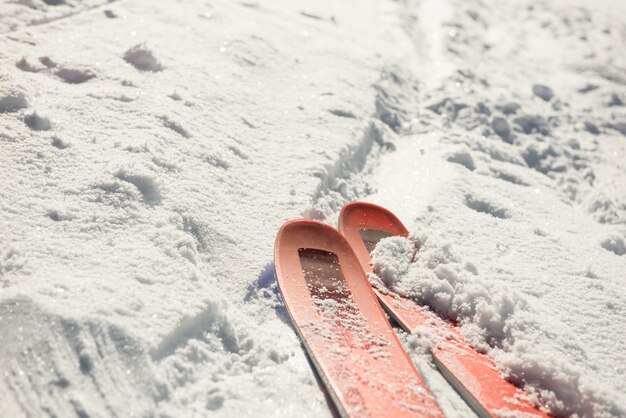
{"left": 1, "top": 0, "right": 625, "bottom": 416}
{"left": 371, "top": 234, "right": 624, "bottom": 417}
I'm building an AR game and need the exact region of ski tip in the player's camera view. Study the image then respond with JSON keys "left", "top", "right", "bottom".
{"left": 339, "top": 201, "right": 407, "bottom": 235}
{"left": 276, "top": 218, "right": 334, "bottom": 235}
{"left": 339, "top": 201, "right": 409, "bottom": 238}
{"left": 274, "top": 219, "right": 354, "bottom": 282}
{"left": 272, "top": 216, "right": 445, "bottom": 418}
{"left": 275, "top": 219, "right": 344, "bottom": 251}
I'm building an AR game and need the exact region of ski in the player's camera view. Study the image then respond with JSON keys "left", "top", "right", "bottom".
{"left": 339, "top": 202, "right": 550, "bottom": 418}
{"left": 275, "top": 220, "right": 445, "bottom": 418}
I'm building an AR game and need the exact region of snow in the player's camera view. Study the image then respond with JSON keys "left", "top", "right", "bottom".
{"left": 1, "top": 0, "right": 625, "bottom": 417}
{"left": 370, "top": 232, "right": 623, "bottom": 417}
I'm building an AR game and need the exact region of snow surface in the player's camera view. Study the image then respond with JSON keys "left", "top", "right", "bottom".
{"left": 1, "top": 0, "right": 625, "bottom": 416}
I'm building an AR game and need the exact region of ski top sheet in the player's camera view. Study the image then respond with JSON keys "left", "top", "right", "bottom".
{"left": 275, "top": 220, "right": 445, "bottom": 418}
{"left": 339, "top": 202, "right": 551, "bottom": 418}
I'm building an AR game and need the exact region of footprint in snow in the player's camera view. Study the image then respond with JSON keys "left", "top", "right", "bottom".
{"left": 584, "top": 121, "right": 600, "bottom": 135}
{"left": 532, "top": 84, "right": 554, "bottom": 101}
{"left": 0, "top": 87, "right": 28, "bottom": 113}
{"left": 160, "top": 116, "right": 190, "bottom": 138}
{"left": 124, "top": 44, "right": 164, "bottom": 72}
{"left": 24, "top": 112, "right": 52, "bottom": 131}
{"left": 464, "top": 195, "right": 510, "bottom": 219}
{"left": 600, "top": 235, "right": 625, "bottom": 256}
{"left": 608, "top": 93, "right": 624, "bottom": 107}
{"left": 607, "top": 122, "right": 626, "bottom": 136}
{"left": 17, "top": 56, "right": 93, "bottom": 86}
{"left": 488, "top": 167, "right": 529, "bottom": 186}
{"left": 114, "top": 169, "right": 162, "bottom": 205}
{"left": 328, "top": 109, "right": 356, "bottom": 119}
{"left": 513, "top": 114, "right": 550, "bottom": 136}
{"left": 495, "top": 102, "right": 521, "bottom": 115}
{"left": 46, "top": 208, "right": 76, "bottom": 222}
{"left": 15, "top": 57, "right": 45, "bottom": 73}
{"left": 203, "top": 153, "right": 230, "bottom": 170}
{"left": 491, "top": 117, "right": 512, "bottom": 143}
{"left": 55, "top": 67, "right": 96, "bottom": 84}
{"left": 39, "top": 56, "right": 57, "bottom": 68}
{"left": 51, "top": 136, "right": 70, "bottom": 149}
{"left": 445, "top": 148, "right": 475, "bottom": 171}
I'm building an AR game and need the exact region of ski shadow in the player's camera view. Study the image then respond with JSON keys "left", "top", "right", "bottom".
{"left": 245, "top": 261, "right": 293, "bottom": 329}
{"left": 304, "top": 348, "right": 342, "bottom": 418}
{"left": 248, "top": 264, "right": 340, "bottom": 417}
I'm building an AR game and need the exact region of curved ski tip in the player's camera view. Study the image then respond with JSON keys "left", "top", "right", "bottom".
{"left": 339, "top": 201, "right": 406, "bottom": 232}
{"left": 274, "top": 219, "right": 348, "bottom": 256}
{"left": 340, "top": 200, "right": 398, "bottom": 219}
{"left": 340, "top": 200, "right": 383, "bottom": 215}
{"left": 275, "top": 219, "right": 337, "bottom": 240}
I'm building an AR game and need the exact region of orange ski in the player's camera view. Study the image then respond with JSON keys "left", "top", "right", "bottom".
{"left": 275, "top": 220, "right": 445, "bottom": 418}
{"left": 339, "top": 202, "right": 550, "bottom": 418}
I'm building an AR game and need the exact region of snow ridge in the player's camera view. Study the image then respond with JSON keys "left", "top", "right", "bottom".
{"left": 0, "top": 298, "right": 168, "bottom": 417}
{"left": 308, "top": 66, "right": 419, "bottom": 221}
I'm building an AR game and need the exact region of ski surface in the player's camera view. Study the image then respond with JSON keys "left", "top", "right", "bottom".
{"left": 275, "top": 220, "right": 444, "bottom": 418}
{"left": 339, "top": 202, "right": 551, "bottom": 418}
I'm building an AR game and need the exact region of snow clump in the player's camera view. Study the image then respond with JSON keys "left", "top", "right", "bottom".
{"left": 369, "top": 234, "right": 623, "bottom": 417}
{"left": 370, "top": 234, "right": 514, "bottom": 348}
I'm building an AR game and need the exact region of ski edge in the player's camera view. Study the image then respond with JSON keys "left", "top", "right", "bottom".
{"left": 274, "top": 221, "right": 350, "bottom": 418}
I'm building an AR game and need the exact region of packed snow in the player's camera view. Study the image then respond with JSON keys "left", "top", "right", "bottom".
{"left": 1, "top": 0, "right": 625, "bottom": 417}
